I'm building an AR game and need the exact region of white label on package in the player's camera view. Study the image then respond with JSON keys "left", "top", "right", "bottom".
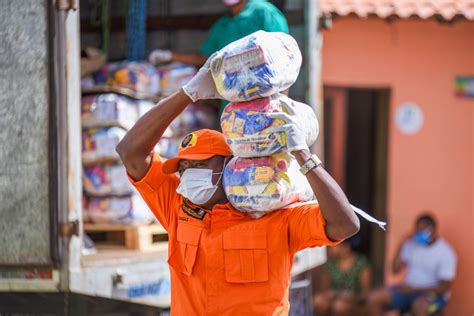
{"left": 223, "top": 47, "right": 266, "bottom": 73}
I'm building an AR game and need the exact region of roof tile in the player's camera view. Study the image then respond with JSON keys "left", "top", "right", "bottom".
{"left": 320, "top": 0, "right": 474, "bottom": 20}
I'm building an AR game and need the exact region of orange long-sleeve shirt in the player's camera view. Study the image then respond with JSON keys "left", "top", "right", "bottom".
{"left": 129, "top": 153, "right": 339, "bottom": 315}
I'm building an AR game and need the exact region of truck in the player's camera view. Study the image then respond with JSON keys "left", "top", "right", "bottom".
{"left": 0, "top": 0, "right": 325, "bottom": 314}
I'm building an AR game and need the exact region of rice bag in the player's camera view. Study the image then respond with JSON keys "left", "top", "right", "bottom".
{"left": 82, "top": 127, "right": 126, "bottom": 161}
{"left": 82, "top": 93, "right": 141, "bottom": 128}
{"left": 223, "top": 153, "right": 314, "bottom": 217}
{"left": 157, "top": 63, "right": 197, "bottom": 96}
{"left": 210, "top": 31, "right": 302, "bottom": 101}
{"left": 221, "top": 95, "right": 319, "bottom": 157}
{"left": 84, "top": 193, "right": 154, "bottom": 224}
{"left": 83, "top": 164, "right": 134, "bottom": 196}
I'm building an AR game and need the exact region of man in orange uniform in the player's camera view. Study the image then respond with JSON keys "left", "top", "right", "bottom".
{"left": 116, "top": 56, "right": 360, "bottom": 315}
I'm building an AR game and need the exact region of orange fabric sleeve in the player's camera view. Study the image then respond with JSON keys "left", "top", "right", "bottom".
{"left": 288, "top": 203, "right": 342, "bottom": 253}
{"left": 127, "top": 152, "right": 180, "bottom": 230}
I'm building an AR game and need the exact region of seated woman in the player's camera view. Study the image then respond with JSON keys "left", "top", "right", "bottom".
{"left": 312, "top": 240, "right": 372, "bottom": 316}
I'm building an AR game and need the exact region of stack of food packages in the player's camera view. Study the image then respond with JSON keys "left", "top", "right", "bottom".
{"left": 82, "top": 62, "right": 218, "bottom": 223}
{"left": 215, "top": 31, "right": 319, "bottom": 218}
{"left": 82, "top": 93, "right": 155, "bottom": 224}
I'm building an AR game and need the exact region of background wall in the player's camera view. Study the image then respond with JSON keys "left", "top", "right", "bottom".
{"left": 322, "top": 17, "right": 474, "bottom": 315}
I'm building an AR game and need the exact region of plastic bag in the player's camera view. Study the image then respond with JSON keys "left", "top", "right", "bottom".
{"left": 157, "top": 63, "right": 197, "bottom": 96}
{"left": 221, "top": 94, "right": 318, "bottom": 157}
{"left": 223, "top": 153, "right": 314, "bottom": 217}
{"left": 83, "top": 164, "right": 134, "bottom": 196}
{"left": 82, "top": 127, "right": 126, "bottom": 161}
{"left": 84, "top": 193, "right": 154, "bottom": 224}
{"left": 210, "top": 31, "right": 302, "bottom": 101}
{"left": 156, "top": 102, "right": 217, "bottom": 158}
{"left": 82, "top": 93, "right": 141, "bottom": 128}
{"left": 94, "top": 61, "right": 160, "bottom": 95}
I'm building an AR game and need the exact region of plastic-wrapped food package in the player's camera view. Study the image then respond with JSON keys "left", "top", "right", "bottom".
{"left": 84, "top": 193, "right": 154, "bottom": 224}
{"left": 83, "top": 164, "right": 134, "bottom": 196}
{"left": 156, "top": 102, "right": 217, "bottom": 158}
{"left": 210, "top": 31, "right": 302, "bottom": 101}
{"left": 84, "top": 196, "right": 133, "bottom": 223}
{"left": 82, "top": 127, "right": 126, "bottom": 161}
{"left": 221, "top": 95, "right": 319, "bottom": 157}
{"left": 157, "top": 63, "right": 197, "bottom": 96}
{"left": 94, "top": 61, "right": 160, "bottom": 95}
{"left": 82, "top": 93, "right": 141, "bottom": 128}
{"left": 223, "top": 153, "right": 314, "bottom": 217}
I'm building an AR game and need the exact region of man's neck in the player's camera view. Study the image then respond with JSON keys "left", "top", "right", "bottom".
{"left": 230, "top": 0, "right": 248, "bottom": 16}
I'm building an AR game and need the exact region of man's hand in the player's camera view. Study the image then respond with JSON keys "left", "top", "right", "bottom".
{"left": 275, "top": 99, "right": 358, "bottom": 241}
{"left": 149, "top": 49, "right": 172, "bottom": 65}
{"left": 392, "top": 232, "right": 412, "bottom": 274}
{"left": 182, "top": 53, "right": 222, "bottom": 102}
{"left": 267, "top": 100, "right": 312, "bottom": 152}
{"left": 397, "top": 284, "right": 417, "bottom": 294}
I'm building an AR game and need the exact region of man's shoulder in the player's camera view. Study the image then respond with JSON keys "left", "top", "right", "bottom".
{"left": 248, "top": 0, "right": 280, "bottom": 11}
{"left": 434, "top": 238, "right": 457, "bottom": 256}
{"left": 244, "top": 0, "right": 281, "bottom": 13}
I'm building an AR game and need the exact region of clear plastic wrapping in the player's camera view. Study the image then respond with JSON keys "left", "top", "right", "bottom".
{"left": 223, "top": 153, "right": 314, "bottom": 218}
{"left": 93, "top": 61, "right": 160, "bottom": 95}
{"left": 210, "top": 31, "right": 302, "bottom": 101}
{"left": 83, "top": 193, "right": 154, "bottom": 224}
{"left": 81, "top": 93, "right": 143, "bottom": 128}
{"left": 82, "top": 127, "right": 126, "bottom": 161}
{"left": 157, "top": 63, "right": 197, "bottom": 96}
{"left": 83, "top": 164, "right": 134, "bottom": 196}
{"left": 221, "top": 94, "right": 319, "bottom": 157}
{"left": 156, "top": 102, "right": 217, "bottom": 158}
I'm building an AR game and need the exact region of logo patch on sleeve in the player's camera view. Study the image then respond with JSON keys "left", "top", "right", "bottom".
{"left": 181, "top": 199, "right": 207, "bottom": 220}
{"left": 180, "top": 133, "right": 197, "bottom": 149}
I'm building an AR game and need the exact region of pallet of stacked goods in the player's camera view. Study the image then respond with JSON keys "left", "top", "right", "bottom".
{"left": 81, "top": 61, "right": 163, "bottom": 251}
{"left": 80, "top": 61, "right": 219, "bottom": 250}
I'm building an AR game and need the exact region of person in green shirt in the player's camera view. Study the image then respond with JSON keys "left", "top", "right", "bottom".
{"left": 149, "top": 0, "right": 289, "bottom": 67}
{"left": 149, "top": 0, "right": 289, "bottom": 117}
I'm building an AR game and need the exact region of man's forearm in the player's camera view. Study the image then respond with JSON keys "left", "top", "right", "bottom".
{"left": 116, "top": 90, "right": 191, "bottom": 180}
{"left": 415, "top": 281, "right": 452, "bottom": 296}
{"left": 293, "top": 149, "right": 360, "bottom": 241}
{"left": 392, "top": 242, "right": 406, "bottom": 274}
{"left": 171, "top": 52, "right": 207, "bottom": 67}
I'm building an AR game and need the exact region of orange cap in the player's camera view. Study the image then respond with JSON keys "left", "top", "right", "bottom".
{"left": 162, "top": 129, "right": 232, "bottom": 174}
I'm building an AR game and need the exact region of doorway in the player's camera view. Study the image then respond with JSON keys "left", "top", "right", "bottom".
{"left": 323, "top": 86, "right": 390, "bottom": 286}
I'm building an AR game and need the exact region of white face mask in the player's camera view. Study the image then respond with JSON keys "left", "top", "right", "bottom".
{"left": 222, "top": 0, "right": 240, "bottom": 7}
{"left": 176, "top": 168, "right": 224, "bottom": 206}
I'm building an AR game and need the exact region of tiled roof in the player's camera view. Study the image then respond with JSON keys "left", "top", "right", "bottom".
{"left": 320, "top": 0, "right": 474, "bottom": 21}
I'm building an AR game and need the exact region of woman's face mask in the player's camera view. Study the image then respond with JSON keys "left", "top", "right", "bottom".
{"left": 222, "top": 0, "right": 240, "bottom": 7}
{"left": 176, "top": 158, "right": 227, "bottom": 205}
{"left": 414, "top": 229, "right": 432, "bottom": 246}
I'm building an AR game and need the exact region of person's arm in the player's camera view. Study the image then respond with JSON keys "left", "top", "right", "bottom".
{"left": 268, "top": 103, "right": 359, "bottom": 241}
{"left": 293, "top": 150, "right": 360, "bottom": 241}
{"left": 398, "top": 280, "right": 453, "bottom": 296}
{"left": 392, "top": 235, "right": 411, "bottom": 274}
{"left": 117, "top": 54, "right": 221, "bottom": 181}
{"left": 116, "top": 91, "right": 191, "bottom": 181}
{"left": 319, "top": 266, "right": 333, "bottom": 292}
{"left": 359, "top": 265, "right": 373, "bottom": 298}
{"left": 149, "top": 50, "right": 207, "bottom": 67}
{"left": 171, "top": 52, "right": 207, "bottom": 67}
